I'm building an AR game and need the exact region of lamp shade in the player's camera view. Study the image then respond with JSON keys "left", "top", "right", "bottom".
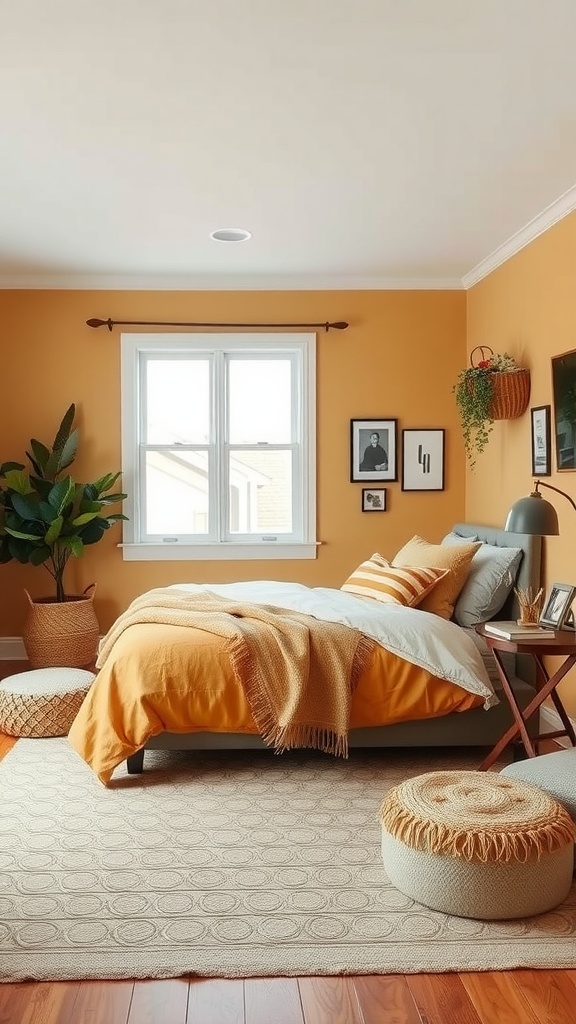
{"left": 505, "top": 492, "right": 559, "bottom": 536}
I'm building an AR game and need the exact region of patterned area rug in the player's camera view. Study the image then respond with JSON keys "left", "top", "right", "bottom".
{"left": 1, "top": 739, "right": 576, "bottom": 982}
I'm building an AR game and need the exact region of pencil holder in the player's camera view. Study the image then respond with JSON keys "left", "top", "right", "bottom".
{"left": 515, "top": 587, "right": 543, "bottom": 627}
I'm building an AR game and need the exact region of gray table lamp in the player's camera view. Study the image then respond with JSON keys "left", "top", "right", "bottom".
{"left": 505, "top": 480, "right": 576, "bottom": 535}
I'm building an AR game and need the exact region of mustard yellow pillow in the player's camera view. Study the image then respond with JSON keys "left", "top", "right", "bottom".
{"left": 341, "top": 553, "right": 449, "bottom": 607}
{"left": 392, "top": 535, "right": 482, "bottom": 619}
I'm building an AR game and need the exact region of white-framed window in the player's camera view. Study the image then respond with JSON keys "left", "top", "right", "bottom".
{"left": 120, "top": 333, "right": 317, "bottom": 560}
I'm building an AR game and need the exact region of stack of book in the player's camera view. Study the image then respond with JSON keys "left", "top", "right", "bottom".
{"left": 483, "top": 620, "right": 555, "bottom": 640}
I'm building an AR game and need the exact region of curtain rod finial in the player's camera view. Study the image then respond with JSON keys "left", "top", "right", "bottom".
{"left": 86, "top": 318, "right": 114, "bottom": 330}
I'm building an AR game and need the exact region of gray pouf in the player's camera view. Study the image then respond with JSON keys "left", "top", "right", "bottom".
{"left": 500, "top": 749, "right": 576, "bottom": 821}
{"left": 380, "top": 770, "right": 576, "bottom": 920}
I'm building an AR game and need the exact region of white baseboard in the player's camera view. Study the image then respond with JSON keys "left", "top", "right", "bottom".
{"left": 0, "top": 637, "right": 27, "bottom": 660}
{"left": 540, "top": 705, "right": 576, "bottom": 748}
{"left": 0, "top": 637, "right": 105, "bottom": 661}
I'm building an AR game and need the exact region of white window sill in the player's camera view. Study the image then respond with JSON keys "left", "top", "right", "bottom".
{"left": 119, "top": 542, "right": 319, "bottom": 561}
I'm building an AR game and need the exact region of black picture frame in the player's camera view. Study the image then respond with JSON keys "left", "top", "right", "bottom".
{"left": 539, "top": 583, "right": 576, "bottom": 628}
{"left": 350, "top": 419, "right": 398, "bottom": 482}
{"left": 401, "top": 429, "right": 445, "bottom": 491}
{"left": 530, "top": 404, "right": 551, "bottom": 476}
{"left": 551, "top": 349, "right": 576, "bottom": 471}
{"left": 362, "top": 488, "right": 387, "bottom": 512}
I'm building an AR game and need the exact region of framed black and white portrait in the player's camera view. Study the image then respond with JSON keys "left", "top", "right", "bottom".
{"left": 350, "top": 419, "right": 397, "bottom": 482}
{"left": 362, "top": 488, "right": 386, "bottom": 512}
{"left": 402, "top": 429, "right": 445, "bottom": 491}
{"left": 530, "top": 405, "right": 551, "bottom": 476}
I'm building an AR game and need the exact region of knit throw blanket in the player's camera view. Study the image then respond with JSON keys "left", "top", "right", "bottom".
{"left": 97, "top": 588, "right": 376, "bottom": 757}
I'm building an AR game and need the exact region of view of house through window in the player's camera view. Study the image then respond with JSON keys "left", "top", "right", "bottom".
{"left": 121, "top": 334, "right": 316, "bottom": 558}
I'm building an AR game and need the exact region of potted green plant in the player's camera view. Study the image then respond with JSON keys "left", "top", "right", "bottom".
{"left": 0, "top": 404, "right": 127, "bottom": 667}
{"left": 453, "top": 348, "right": 530, "bottom": 468}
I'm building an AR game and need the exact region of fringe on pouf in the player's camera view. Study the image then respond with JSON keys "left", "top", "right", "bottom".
{"left": 380, "top": 770, "right": 576, "bottom": 863}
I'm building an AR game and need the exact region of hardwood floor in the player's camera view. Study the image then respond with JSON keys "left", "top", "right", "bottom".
{"left": 0, "top": 660, "right": 573, "bottom": 1023}
{"left": 1, "top": 973, "right": 576, "bottom": 1024}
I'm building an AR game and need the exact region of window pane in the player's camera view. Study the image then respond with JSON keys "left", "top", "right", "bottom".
{"left": 229, "top": 450, "right": 292, "bottom": 534}
{"left": 145, "top": 359, "right": 210, "bottom": 444}
{"left": 228, "top": 360, "right": 292, "bottom": 444}
{"left": 145, "top": 450, "right": 209, "bottom": 535}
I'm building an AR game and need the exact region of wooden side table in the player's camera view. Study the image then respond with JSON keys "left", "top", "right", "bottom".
{"left": 475, "top": 625, "right": 576, "bottom": 771}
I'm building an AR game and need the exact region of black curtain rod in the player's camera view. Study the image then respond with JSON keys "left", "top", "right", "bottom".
{"left": 86, "top": 317, "right": 349, "bottom": 332}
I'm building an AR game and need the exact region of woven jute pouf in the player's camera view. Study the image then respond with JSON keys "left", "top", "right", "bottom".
{"left": 380, "top": 770, "right": 576, "bottom": 920}
{"left": 0, "top": 667, "right": 95, "bottom": 738}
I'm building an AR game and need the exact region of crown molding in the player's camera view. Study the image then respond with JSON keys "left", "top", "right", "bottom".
{"left": 462, "top": 183, "right": 576, "bottom": 289}
{"left": 0, "top": 273, "right": 463, "bottom": 292}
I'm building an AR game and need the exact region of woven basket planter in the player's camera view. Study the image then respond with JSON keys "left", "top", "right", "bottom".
{"left": 22, "top": 587, "right": 99, "bottom": 669}
{"left": 489, "top": 368, "right": 531, "bottom": 420}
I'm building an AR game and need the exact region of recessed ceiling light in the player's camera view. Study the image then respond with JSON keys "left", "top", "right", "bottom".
{"left": 209, "top": 228, "right": 252, "bottom": 242}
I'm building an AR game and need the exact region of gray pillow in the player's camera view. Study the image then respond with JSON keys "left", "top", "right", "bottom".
{"left": 442, "top": 535, "right": 523, "bottom": 628}
{"left": 442, "top": 531, "right": 479, "bottom": 546}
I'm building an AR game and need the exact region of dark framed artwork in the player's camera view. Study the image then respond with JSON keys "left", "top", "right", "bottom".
{"left": 551, "top": 349, "right": 576, "bottom": 471}
{"left": 350, "top": 419, "right": 398, "bottom": 482}
{"left": 402, "top": 429, "right": 445, "bottom": 491}
{"left": 362, "top": 488, "right": 386, "bottom": 512}
{"left": 540, "top": 583, "right": 576, "bottom": 628}
{"left": 530, "top": 405, "right": 551, "bottom": 476}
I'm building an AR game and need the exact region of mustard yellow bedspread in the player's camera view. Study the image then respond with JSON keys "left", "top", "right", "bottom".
{"left": 68, "top": 621, "right": 480, "bottom": 784}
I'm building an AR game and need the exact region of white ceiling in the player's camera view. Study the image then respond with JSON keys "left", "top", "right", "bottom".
{"left": 1, "top": 0, "right": 576, "bottom": 290}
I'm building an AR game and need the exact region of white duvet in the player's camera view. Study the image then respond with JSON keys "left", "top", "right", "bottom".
{"left": 170, "top": 581, "right": 498, "bottom": 710}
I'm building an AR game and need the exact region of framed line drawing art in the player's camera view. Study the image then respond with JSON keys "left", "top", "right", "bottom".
{"left": 539, "top": 583, "right": 576, "bottom": 629}
{"left": 530, "top": 404, "right": 551, "bottom": 476}
{"left": 362, "top": 488, "right": 386, "bottom": 512}
{"left": 551, "top": 348, "right": 576, "bottom": 471}
{"left": 402, "top": 429, "right": 445, "bottom": 491}
{"left": 350, "top": 419, "right": 398, "bottom": 482}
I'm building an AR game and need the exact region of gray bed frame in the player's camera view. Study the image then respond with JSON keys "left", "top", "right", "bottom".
{"left": 126, "top": 523, "right": 542, "bottom": 773}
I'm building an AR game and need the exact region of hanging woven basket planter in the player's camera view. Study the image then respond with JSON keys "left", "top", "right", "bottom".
{"left": 470, "top": 346, "right": 531, "bottom": 420}
{"left": 454, "top": 347, "right": 531, "bottom": 468}
{"left": 489, "top": 367, "right": 531, "bottom": 420}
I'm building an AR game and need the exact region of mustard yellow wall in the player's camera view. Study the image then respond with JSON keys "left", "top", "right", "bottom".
{"left": 467, "top": 209, "right": 576, "bottom": 715}
{"left": 0, "top": 289, "right": 466, "bottom": 635}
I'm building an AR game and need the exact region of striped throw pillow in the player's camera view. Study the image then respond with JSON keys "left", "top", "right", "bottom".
{"left": 341, "top": 554, "right": 449, "bottom": 607}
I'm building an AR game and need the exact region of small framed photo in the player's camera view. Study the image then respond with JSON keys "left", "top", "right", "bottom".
{"left": 350, "top": 419, "right": 397, "bottom": 482}
{"left": 531, "top": 405, "right": 551, "bottom": 476}
{"left": 539, "top": 583, "right": 576, "bottom": 628}
{"left": 402, "top": 429, "right": 445, "bottom": 491}
{"left": 362, "top": 488, "right": 386, "bottom": 512}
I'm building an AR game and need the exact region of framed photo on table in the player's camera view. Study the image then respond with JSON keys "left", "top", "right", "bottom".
{"left": 530, "top": 405, "right": 551, "bottom": 476}
{"left": 350, "top": 419, "right": 397, "bottom": 482}
{"left": 539, "top": 583, "right": 576, "bottom": 628}
{"left": 402, "top": 429, "right": 445, "bottom": 491}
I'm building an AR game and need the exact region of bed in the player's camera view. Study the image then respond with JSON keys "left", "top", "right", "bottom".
{"left": 68, "top": 523, "right": 541, "bottom": 782}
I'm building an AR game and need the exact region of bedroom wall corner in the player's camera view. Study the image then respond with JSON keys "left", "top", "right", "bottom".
{"left": 465, "top": 208, "right": 576, "bottom": 716}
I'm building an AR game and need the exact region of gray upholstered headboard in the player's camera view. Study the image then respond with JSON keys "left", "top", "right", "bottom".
{"left": 450, "top": 522, "right": 543, "bottom": 621}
